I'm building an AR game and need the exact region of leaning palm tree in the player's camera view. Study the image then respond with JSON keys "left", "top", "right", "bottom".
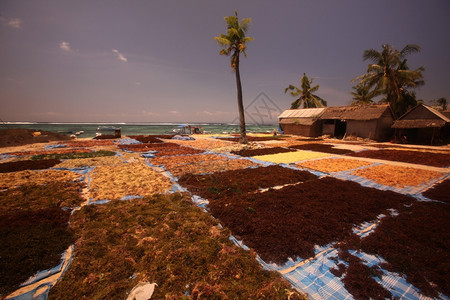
{"left": 352, "top": 44, "right": 424, "bottom": 116}
{"left": 285, "top": 73, "right": 327, "bottom": 109}
{"left": 214, "top": 11, "right": 253, "bottom": 144}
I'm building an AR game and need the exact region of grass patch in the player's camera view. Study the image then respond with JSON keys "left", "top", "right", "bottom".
{"left": 0, "top": 208, "right": 74, "bottom": 296}
{"left": 31, "top": 150, "right": 116, "bottom": 160}
{"left": 49, "top": 193, "right": 306, "bottom": 299}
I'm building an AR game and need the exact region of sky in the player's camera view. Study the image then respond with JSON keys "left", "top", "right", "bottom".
{"left": 1, "top": 0, "right": 449, "bottom": 124}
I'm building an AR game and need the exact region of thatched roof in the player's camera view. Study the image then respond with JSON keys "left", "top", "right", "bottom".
{"left": 392, "top": 104, "right": 450, "bottom": 129}
{"left": 320, "top": 104, "right": 393, "bottom": 121}
{"left": 392, "top": 119, "right": 447, "bottom": 128}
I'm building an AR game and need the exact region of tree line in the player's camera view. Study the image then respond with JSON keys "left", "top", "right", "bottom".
{"left": 214, "top": 12, "right": 446, "bottom": 143}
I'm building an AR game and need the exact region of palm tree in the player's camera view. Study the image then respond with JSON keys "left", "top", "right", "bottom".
{"left": 351, "top": 44, "right": 424, "bottom": 116}
{"left": 285, "top": 73, "right": 327, "bottom": 109}
{"left": 433, "top": 97, "right": 448, "bottom": 111}
{"left": 350, "top": 85, "right": 378, "bottom": 106}
{"left": 214, "top": 11, "right": 253, "bottom": 144}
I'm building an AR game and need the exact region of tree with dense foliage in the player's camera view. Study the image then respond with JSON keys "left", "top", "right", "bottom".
{"left": 352, "top": 44, "right": 424, "bottom": 116}
{"left": 431, "top": 97, "right": 448, "bottom": 111}
{"left": 350, "top": 84, "right": 379, "bottom": 105}
{"left": 285, "top": 73, "right": 327, "bottom": 109}
{"left": 214, "top": 11, "right": 253, "bottom": 144}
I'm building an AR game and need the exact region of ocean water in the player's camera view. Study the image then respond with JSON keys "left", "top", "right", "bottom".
{"left": 1, "top": 122, "right": 279, "bottom": 138}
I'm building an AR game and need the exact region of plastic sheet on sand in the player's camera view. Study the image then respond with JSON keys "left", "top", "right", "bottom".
{"left": 163, "top": 155, "right": 449, "bottom": 299}
{"left": 6, "top": 246, "right": 74, "bottom": 300}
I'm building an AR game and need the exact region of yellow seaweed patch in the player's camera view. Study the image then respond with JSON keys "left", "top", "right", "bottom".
{"left": 168, "top": 138, "right": 233, "bottom": 150}
{"left": 0, "top": 169, "right": 81, "bottom": 189}
{"left": 351, "top": 164, "right": 443, "bottom": 188}
{"left": 55, "top": 156, "right": 125, "bottom": 168}
{"left": 89, "top": 162, "right": 172, "bottom": 201}
{"left": 169, "top": 159, "right": 259, "bottom": 177}
{"left": 298, "top": 158, "right": 373, "bottom": 173}
{"left": 253, "top": 150, "right": 330, "bottom": 164}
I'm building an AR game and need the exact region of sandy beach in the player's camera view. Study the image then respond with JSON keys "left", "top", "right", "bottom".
{"left": 1, "top": 130, "right": 449, "bottom": 299}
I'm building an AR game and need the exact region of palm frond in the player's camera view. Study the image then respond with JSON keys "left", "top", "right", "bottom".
{"left": 362, "top": 49, "right": 381, "bottom": 62}
{"left": 400, "top": 44, "right": 421, "bottom": 56}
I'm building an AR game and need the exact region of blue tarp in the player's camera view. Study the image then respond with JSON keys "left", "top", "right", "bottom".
{"left": 172, "top": 135, "right": 195, "bottom": 141}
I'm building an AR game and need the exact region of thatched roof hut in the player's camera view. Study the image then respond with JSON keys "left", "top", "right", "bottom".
{"left": 320, "top": 104, "right": 395, "bottom": 141}
{"left": 392, "top": 104, "right": 450, "bottom": 144}
{"left": 278, "top": 108, "right": 325, "bottom": 137}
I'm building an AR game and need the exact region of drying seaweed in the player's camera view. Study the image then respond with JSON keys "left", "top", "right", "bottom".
{"left": 0, "top": 181, "right": 85, "bottom": 213}
{"left": 89, "top": 162, "right": 173, "bottom": 201}
{"left": 288, "top": 143, "right": 354, "bottom": 155}
{"left": 0, "top": 208, "right": 74, "bottom": 296}
{"left": 7, "top": 148, "right": 92, "bottom": 156}
{"left": 207, "top": 177, "right": 413, "bottom": 263}
{"left": 55, "top": 155, "right": 124, "bottom": 168}
{"left": 217, "top": 136, "right": 286, "bottom": 142}
{"left": 351, "top": 164, "right": 442, "bottom": 188}
{"left": 298, "top": 158, "right": 372, "bottom": 173}
{"left": 359, "top": 201, "right": 450, "bottom": 297}
{"left": 422, "top": 178, "right": 450, "bottom": 203}
{"left": 0, "top": 128, "right": 70, "bottom": 148}
{"left": 230, "top": 147, "right": 294, "bottom": 157}
{"left": 31, "top": 150, "right": 116, "bottom": 160}
{"left": 253, "top": 150, "right": 330, "bottom": 164}
{"left": 168, "top": 158, "right": 259, "bottom": 177}
{"left": 0, "top": 159, "right": 61, "bottom": 173}
{"left": 0, "top": 169, "right": 81, "bottom": 189}
{"left": 178, "top": 165, "right": 317, "bottom": 200}
{"left": 49, "top": 193, "right": 307, "bottom": 299}
{"left": 63, "top": 140, "right": 115, "bottom": 147}
{"left": 128, "top": 135, "right": 174, "bottom": 143}
{"left": 337, "top": 249, "right": 392, "bottom": 300}
{"left": 347, "top": 149, "right": 450, "bottom": 167}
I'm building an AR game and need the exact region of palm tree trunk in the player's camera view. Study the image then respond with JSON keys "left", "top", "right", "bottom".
{"left": 234, "top": 54, "right": 247, "bottom": 144}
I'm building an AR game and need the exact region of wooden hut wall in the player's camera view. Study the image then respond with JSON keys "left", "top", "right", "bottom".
{"left": 346, "top": 120, "right": 378, "bottom": 140}
{"left": 282, "top": 120, "right": 322, "bottom": 137}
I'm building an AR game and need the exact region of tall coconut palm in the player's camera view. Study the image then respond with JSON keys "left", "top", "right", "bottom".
{"left": 214, "top": 11, "right": 253, "bottom": 144}
{"left": 352, "top": 44, "right": 424, "bottom": 116}
{"left": 285, "top": 73, "right": 327, "bottom": 109}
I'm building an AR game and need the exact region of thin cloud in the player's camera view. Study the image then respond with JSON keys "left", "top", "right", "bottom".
{"left": 135, "top": 81, "right": 141, "bottom": 86}
{"left": 1, "top": 17, "right": 22, "bottom": 29}
{"left": 112, "top": 49, "right": 127, "bottom": 62}
{"left": 168, "top": 110, "right": 179, "bottom": 114}
{"left": 198, "top": 110, "right": 232, "bottom": 116}
{"left": 60, "top": 41, "right": 72, "bottom": 52}
{"left": 142, "top": 110, "right": 159, "bottom": 116}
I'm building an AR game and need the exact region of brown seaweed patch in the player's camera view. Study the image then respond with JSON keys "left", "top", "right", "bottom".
{"left": 0, "top": 208, "right": 74, "bottom": 296}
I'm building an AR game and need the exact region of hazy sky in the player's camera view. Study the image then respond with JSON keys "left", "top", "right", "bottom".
{"left": 1, "top": 0, "right": 449, "bottom": 123}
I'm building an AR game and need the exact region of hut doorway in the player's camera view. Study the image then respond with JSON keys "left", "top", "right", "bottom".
{"left": 334, "top": 120, "right": 347, "bottom": 138}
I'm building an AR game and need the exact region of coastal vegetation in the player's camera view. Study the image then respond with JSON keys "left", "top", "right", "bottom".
{"left": 285, "top": 73, "right": 327, "bottom": 109}
{"left": 351, "top": 44, "right": 424, "bottom": 116}
{"left": 214, "top": 11, "right": 253, "bottom": 144}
